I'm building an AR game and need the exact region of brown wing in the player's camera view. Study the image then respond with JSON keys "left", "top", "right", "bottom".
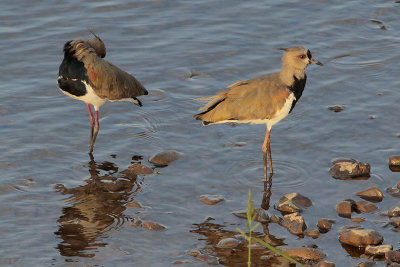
{"left": 195, "top": 73, "right": 290, "bottom": 123}
{"left": 85, "top": 56, "right": 148, "bottom": 100}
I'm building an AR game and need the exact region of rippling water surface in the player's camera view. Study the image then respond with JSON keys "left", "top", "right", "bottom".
{"left": 1, "top": 0, "right": 400, "bottom": 266}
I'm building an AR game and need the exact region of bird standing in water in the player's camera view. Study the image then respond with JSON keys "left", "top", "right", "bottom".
{"left": 195, "top": 46, "right": 323, "bottom": 180}
{"left": 58, "top": 34, "right": 148, "bottom": 153}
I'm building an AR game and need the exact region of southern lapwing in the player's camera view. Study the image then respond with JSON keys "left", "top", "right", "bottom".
{"left": 194, "top": 46, "right": 323, "bottom": 180}
{"left": 58, "top": 34, "right": 148, "bottom": 153}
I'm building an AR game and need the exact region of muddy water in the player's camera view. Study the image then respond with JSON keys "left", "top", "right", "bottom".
{"left": 1, "top": 0, "right": 400, "bottom": 266}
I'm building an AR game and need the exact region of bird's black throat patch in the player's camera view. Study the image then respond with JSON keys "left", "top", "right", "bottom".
{"left": 288, "top": 74, "right": 307, "bottom": 113}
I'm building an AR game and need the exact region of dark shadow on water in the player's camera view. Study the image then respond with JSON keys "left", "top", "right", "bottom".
{"left": 54, "top": 154, "right": 148, "bottom": 258}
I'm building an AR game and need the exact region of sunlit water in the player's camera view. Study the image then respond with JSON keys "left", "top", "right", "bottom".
{"left": 1, "top": 0, "right": 400, "bottom": 266}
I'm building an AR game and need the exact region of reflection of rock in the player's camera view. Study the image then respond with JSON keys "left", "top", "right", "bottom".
{"left": 276, "top": 192, "right": 312, "bottom": 214}
{"left": 55, "top": 157, "right": 142, "bottom": 257}
{"left": 355, "top": 187, "right": 384, "bottom": 202}
{"left": 330, "top": 159, "right": 370, "bottom": 179}
{"left": 339, "top": 229, "right": 383, "bottom": 247}
{"left": 149, "top": 150, "right": 183, "bottom": 166}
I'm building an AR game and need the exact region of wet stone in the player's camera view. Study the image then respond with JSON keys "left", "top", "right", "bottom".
{"left": 365, "top": 244, "right": 392, "bottom": 256}
{"left": 282, "top": 212, "right": 307, "bottom": 235}
{"left": 351, "top": 217, "right": 366, "bottom": 223}
{"left": 386, "top": 250, "right": 400, "bottom": 263}
{"left": 358, "top": 261, "right": 376, "bottom": 267}
{"left": 389, "top": 156, "right": 400, "bottom": 172}
{"left": 215, "top": 238, "right": 241, "bottom": 248}
{"left": 200, "top": 195, "right": 224, "bottom": 205}
{"left": 317, "top": 218, "right": 336, "bottom": 233}
{"left": 388, "top": 206, "right": 400, "bottom": 217}
{"left": 142, "top": 221, "right": 167, "bottom": 231}
{"left": 316, "top": 261, "right": 335, "bottom": 267}
{"left": 270, "top": 214, "right": 282, "bottom": 224}
{"left": 386, "top": 187, "right": 400, "bottom": 198}
{"left": 149, "top": 150, "right": 183, "bottom": 166}
{"left": 305, "top": 228, "right": 320, "bottom": 239}
{"left": 127, "top": 162, "right": 154, "bottom": 175}
{"left": 330, "top": 158, "right": 370, "bottom": 179}
{"left": 276, "top": 192, "right": 312, "bottom": 214}
{"left": 356, "top": 201, "right": 378, "bottom": 213}
{"left": 282, "top": 247, "right": 326, "bottom": 262}
{"left": 232, "top": 208, "right": 269, "bottom": 223}
{"left": 356, "top": 187, "right": 384, "bottom": 202}
{"left": 186, "top": 249, "right": 200, "bottom": 257}
{"left": 337, "top": 199, "right": 357, "bottom": 218}
{"left": 126, "top": 202, "right": 142, "bottom": 208}
{"left": 390, "top": 217, "right": 400, "bottom": 227}
{"left": 195, "top": 253, "right": 219, "bottom": 265}
{"left": 339, "top": 229, "right": 383, "bottom": 247}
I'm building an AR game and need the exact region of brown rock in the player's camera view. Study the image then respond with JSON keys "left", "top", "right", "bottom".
{"left": 282, "top": 212, "right": 307, "bottom": 235}
{"left": 397, "top": 180, "right": 400, "bottom": 190}
{"left": 365, "top": 244, "right": 392, "bottom": 255}
{"left": 142, "top": 221, "right": 167, "bottom": 231}
{"left": 389, "top": 156, "right": 400, "bottom": 172}
{"left": 149, "top": 150, "right": 183, "bottom": 166}
{"left": 388, "top": 206, "right": 400, "bottom": 217}
{"left": 276, "top": 192, "right": 312, "bottom": 214}
{"left": 200, "top": 195, "right": 224, "bottom": 205}
{"left": 390, "top": 217, "right": 400, "bottom": 227}
{"left": 339, "top": 229, "right": 383, "bottom": 247}
{"left": 270, "top": 214, "right": 282, "bottom": 224}
{"left": 215, "top": 238, "right": 241, "bottom": 248}
{"left": 282, "top": 247, "right": 326, "bottom": 262}
{"left": 305, "top": 228, "right": 320, "bottom": 239}
{"left": 317, "top": 218, "right": 336, "bottom": 233}
{"left": 127, "top": 163, "right": 154, "bottom": 175}
{"left": 328, "top": 105, "right": 344, "bottom": 112}
{"left": 356, "top": 187, "right": 384, "bottom": 202}
{"left": 356, "top": 201, "right": 378, "bottom": 213}
{"left": 126, "top": 202, "right": 142, "bottom": 208}
{"left": 351, "top": 217, "right": 366, "bottom": 223}
{"left": 330, "top": 158, "right": 370, "bottom": 179}
{"left": 386, "top": 250, "right": 400, "bottom": 263}
{"left": 358, "top": 261, "right": 376, "bottom": 267}
{"left": 337, "top": 199, "right": 357, "bottom": 218}
{"left": 316, "top": 261, "right": 335, "bottom": 267}
{"left": 232, "top": 208, "right": 269, "bottom": 223}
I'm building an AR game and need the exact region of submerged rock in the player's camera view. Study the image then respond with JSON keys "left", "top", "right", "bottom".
{"left": 130, "top": 218, "right": 143, "bottom": 227}
{"left": 200, "top": 195, "right": 224, "bottom": 205}
{"left": 282, "top": 247, "right": 326, "bottom": 262}
{"left": 305, "top": 228, "right": 320, "bottom": 239}
{"left": 337, "top": 199, "right": 357, "bottom": 218}
{"left": 142, "top": 221, "right": 167, "bottom": 231}
{"left": 356, "top": 201, "right": 378, "bottom": 213}
{"left": 339, "top": 229, "right": 383, "bottom": 247}
{"left": 330, "top": 158, "right": 370, "bottom": 179}
{"left": 388, "top": 206, "right": 400, "bottom": 217}
{"left": 389, "top": 156, "right": 400, "bottom": 172}
{"left": 215, "top": 238, "right": 241, "bottom": 248}
{"left": 317, "top": 218, "right": 336, "bottom": 233}
{"left": 282, "top": 212, "right": 307, "bottom": 235}
{"left": 365, "top": 244, "right": 392, "bottom": 256}
{"left": 232, "top": 208, "right": 269, "bottom": 223}
{"left": 390, "top": 217, "right": 400, "bottom": 227}
{"left": 355, "top": 187, "right": 384, "bottom": 202}
{"left": 149, "top": 150, "right": 183, "bottom": 166}
{"left": 276, "top": 192, "right": 312, "bottom": 214}
{"left": 316, "top": 261, "right": 335, "bottom": 267}
{"left": 127, "top": 162, "right": 154, "bottom": 175}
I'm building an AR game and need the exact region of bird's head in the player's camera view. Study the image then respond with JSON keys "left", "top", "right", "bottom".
{"left": 279, "top": 46, "right": 323, "bottom": 71}
{"left": 84, "top": 32, "right": 106, "bottom": 58}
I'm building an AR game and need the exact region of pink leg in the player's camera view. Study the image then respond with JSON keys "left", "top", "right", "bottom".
{"left": 87, "top": 104, "right": 95, "bottom": 142}
{"left": 262, "top": 128, "right": 273, "bottom": 181}
{"left": 89, "top": 110, "right": 100, "bottom": 153}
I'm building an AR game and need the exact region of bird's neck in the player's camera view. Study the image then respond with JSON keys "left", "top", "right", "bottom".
{"left": 279, "top": 64, "right": 306, "bottom": 86}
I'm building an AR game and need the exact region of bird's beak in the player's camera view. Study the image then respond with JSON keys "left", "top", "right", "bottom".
{"left": 309, "top": 58, "right": 323, "bottom": 66}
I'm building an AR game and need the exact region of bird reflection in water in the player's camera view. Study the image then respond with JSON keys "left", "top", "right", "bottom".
{"left": 190, "top": 174, "right": 286, "bottom": 265}
{"left": 54, "top": 154, "right": 147, "bottom": 258}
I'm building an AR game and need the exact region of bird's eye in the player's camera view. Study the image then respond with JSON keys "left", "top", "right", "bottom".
{"left": 299, "top": 55, "right": 306, "bottom": 59}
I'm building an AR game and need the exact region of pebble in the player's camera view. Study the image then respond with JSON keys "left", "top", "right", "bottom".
{"left": 186, "top": 249, "right": 200, "bottom": 257}
{"left": 337, "top": 199, "right": 357, "bottom": 218}
{"left": 127, "top": 162, "right": 154, "bottom": 175}
{"left": 330, "top": 158, "right": 370, "bottom": 179}
{"left": 355, "top": 187, "right": 384, "bottom": 202}
{"left": 358, "top": 261, "right": 376, "bottom": 267}
{"left": 281, "top": 247, "right": 326, "bottom": 262}
{"left": 149, "top": 150, "right": 183, "bottom": 166}
{"left": 232, "top": 208, "right": 270, "bottom": 223}
{"left": 317, "top": 218, "right": 336, "bottom": 233}
{"left": 390, "top": 217, "right": 400, "bottom": 227}
{"left": 276, "top": 192, "right": 312, "bottom": 214}
{"left": 339, "top": 229, "right": 383, "bottom": 247}
{"left": 389, "top": 156, "right": 400, "bottom": 172}
{"left": 131, "top": 218, "right": 142, "bottom": 227}
{"left": 365, "top": 244, "right": 392, "bottom": 256}
{"left": 351, "top": 217, "right": 366, "bottom": 223}
{"left": 386, "top": 251, "right": 400, "bottom": 263}
{"left": 195, "top": 253, "right": 219, "bottom": 265}
{"left": 328, "top": 105, "right": 345, "bottom": 112}
{"left": 200, "top": 195, "right": 224, "bottom": 205}
{"left": 386, "top": 187, "right": 400, "bottom": 198}
{"left": 356, "top": 201, "right": 378, "bottom": 213}
{"left": 282, "top": 212, "right": 307, "bottom": 235}
{"left": 316, "top": 261, "right": 335, "bottom": 267}
{"left": 215, "top": 238, "right": 241, "bottom": 248}
{"left": 388, "top": 206, "right": 400, "bottom": 217}
{"left": 126, "top": 202, "right": 142, "bottom": 208}
{"left": 142, "top": 221, "right": 167, "bottom": 231}
{"left": 173, "top": 260, "right": 191, "bottom": 265}
{"left": 305, "top": 228, "right": 320, "bottom": 239}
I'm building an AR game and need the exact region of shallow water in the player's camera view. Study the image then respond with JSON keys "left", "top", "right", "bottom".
{"left": 1, "top": 0, "right": 400, "bottom": 266}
